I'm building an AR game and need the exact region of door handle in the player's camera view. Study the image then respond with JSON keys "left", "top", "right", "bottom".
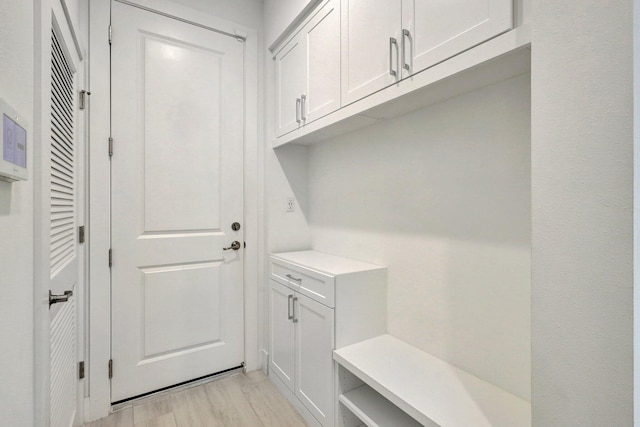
{"left": 296, "top": 98, "right": 301, "bottom": 123}
{"left": 49, "top": 290, "right": 73, "bottom": 308}
{"left": 389, "top": 37, "right": 399, "bottom": 78}
{"left": 402, "top": 29, "right": 412, "bottom": 73}
{"left": 288, "top": 294, "right": 294, "bottom": 320}
{"left": 223, "top": 241, "right": 242, "bottom": 251}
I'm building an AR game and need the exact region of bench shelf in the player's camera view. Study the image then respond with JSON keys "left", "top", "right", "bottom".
{"left": 334, "top": 334, "right": 531, "bottom": 427}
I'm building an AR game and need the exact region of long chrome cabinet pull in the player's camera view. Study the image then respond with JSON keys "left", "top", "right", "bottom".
{"left": 288, "top": 294, "right": 294, "bottom": 320}
{"left": 301, "top": 94, "right": 307, "bottom": 121}
{"left": 292, "top": 297, "right": 299, "bottom": 323}
{"left": 286, "top": 274, "right": 302, "bottom": 282}
{"left": 389, "top": 37, "right": 398, "bottom": 77}
{"left": 296, "top": 98, "right": 301, "bottom": 123}
{"left": 402, "top": 29, "right": 412, "bottom": 72}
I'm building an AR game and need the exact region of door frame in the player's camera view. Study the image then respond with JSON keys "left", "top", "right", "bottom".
{"left": 86, "top": 0, "right": 261, "bottom": 421}
{"left": 34, "top": 0, "right": 88, "bottom": 425}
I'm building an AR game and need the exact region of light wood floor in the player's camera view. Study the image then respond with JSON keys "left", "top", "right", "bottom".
{"left": 84, "top": 371, "right": 309, "bottom": 427}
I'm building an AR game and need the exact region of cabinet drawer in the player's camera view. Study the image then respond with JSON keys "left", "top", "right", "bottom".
{"left": 269, "top": 257, "right": 335, "bottom": 307}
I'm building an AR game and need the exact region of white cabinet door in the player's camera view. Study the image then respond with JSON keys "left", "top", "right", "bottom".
{"left": 341, "top": 0, "right": 401, "bottom": 105}
{"left": 269, "top": 280, "right": 296, "bottom": 391}
{"left": 295, "top": 294, "right": 334, "bottom": 426}
{"left": 275, "top": 31, "right": 306, "bottom": 137}
{"left": 303, "top": 0, "right": 341, "bottom": 123}
{"left": 401, "top": 0, "right": 513, "bottom": 78}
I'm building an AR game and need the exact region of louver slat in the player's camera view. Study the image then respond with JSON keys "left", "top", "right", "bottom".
{"left": 49, "top": 27, "right": 76, "bottom": 274}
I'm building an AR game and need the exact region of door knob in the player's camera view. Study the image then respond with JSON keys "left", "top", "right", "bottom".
{"left": 223, "top": 241, "right": 241, "bottom": 251}
{"left": 49, "top": 290, "right": 73, "bottom": 308}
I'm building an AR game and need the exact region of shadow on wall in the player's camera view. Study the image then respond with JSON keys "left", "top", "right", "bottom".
{"left": 302, "top": 73, "right": 532, "bottom": 400}
{"left": 307, "top": 73, "right": 531, "bottom": 248}
{"left": 0, "top": 182, "right": 12, "bottom": 215}
{"left": 273, "top": 143, "right": 309, "bottom": 219}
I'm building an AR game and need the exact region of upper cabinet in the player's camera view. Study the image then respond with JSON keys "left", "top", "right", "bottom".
{"left": 401, "top": 0, "right": 513, "bottom": 79}
{"left": 341, "top": 0, "right": 513, "bottom": 105}
{"left": 275, "top": 0, "right": 341, "bottom": 137}
{"left": 275, "top": 32, "right": 306, "bottom": 137}
{"left": 341, "top": 0, "right": 402, "bottom": 105}
{"left": 272, "top": 0, "right": 526, "bottom": 145}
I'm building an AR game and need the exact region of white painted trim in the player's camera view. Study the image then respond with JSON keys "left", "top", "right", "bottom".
{"left": 634, "top": 0, "right": 640, "bottom": 425}
{"left": 86, "top": 0, "right": 261, "bottom": 420}
{"left": 116, "top": 0, "right": 253, "bottom": 38}
{"left": 33, "top": 0, "right": 52, "bottom": 423}
{"left": 60, "top": 0, "right": 84, "bottom": 60}
{"left": 243, "top": 22, "right": 261, "bottom": 373}
{"left": 86, "top": 0, "right": 112, "bottom": 420}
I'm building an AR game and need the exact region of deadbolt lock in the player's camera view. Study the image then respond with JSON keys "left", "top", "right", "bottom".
{"left": 231, "top": 222, "right": 241, "bottom": 231}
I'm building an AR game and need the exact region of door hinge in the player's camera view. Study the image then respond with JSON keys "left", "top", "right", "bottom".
{"left": 108, "top": 24, "right": 112, "bottom": 45}
{"left": 108, "top": 137, "right": 113, "bottom": 157}
{"left": 108, "top": 359, "right": 113, "bottom": 379}
{"left": 79, "top": 90, "right": 91, "bottom": 110}
{"left": 78, "top": 361, "right": 85, "bottom": 379}
{"left": 78, "top": 226, "right": 85, "bottom": 244}
{"left": 108, "top": 249, "right": 112, "bottom": 268}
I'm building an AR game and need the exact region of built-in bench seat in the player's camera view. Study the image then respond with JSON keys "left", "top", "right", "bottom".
{"left": 333, "top": 334, "right": 531, "bottom": 427}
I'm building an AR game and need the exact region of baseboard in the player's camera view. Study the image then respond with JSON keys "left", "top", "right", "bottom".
{"left": 260, "top": 348, "right": 269, "bottom": 373}
{"left": 269, "top": 371, "right": 323, "bottom": 427}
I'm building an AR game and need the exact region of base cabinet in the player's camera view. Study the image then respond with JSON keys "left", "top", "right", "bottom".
{"left": 270, "top": 280, "right": 334, "bottom": 426}
{"left": 268, "top": 251, "right": 387, "bottom": 427}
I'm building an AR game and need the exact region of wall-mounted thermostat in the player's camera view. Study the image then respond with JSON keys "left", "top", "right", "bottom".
{"left": 0, "top": 98, "right": 28, "bottom": 182}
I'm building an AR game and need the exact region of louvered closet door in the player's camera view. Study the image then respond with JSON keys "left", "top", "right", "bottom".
{"left": 48, "top": 5, "right": 83, "bottom": 427}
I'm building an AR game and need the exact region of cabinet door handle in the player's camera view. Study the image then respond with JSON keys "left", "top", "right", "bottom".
{"left": 292, "top": 297, "right": 298, "bottom": 323}
{"left": 301, "top": 94, "right": 307, "bottom": 121}
{"left": 287, "top": 294, "right": 294, "bottom": 320}
{"left": 296, "top": 97, "right": 301, "bottom": 123}
{"left": 389, "top": 37, "right": 398, "bottom": 78}
{"left": 402, "top": 29, "right": 412, "bottom": 72}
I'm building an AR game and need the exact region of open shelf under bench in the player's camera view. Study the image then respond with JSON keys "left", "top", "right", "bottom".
{"left": 334, "top": 335, "right": 531, "bottom": 427}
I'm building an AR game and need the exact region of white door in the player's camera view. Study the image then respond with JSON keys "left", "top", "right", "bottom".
{"left": 269, "top": 280, "right": 295, "bottom": 391}
{"left": 111, "top": 2, "right": 245, "bottom": 401}
{"left": 341, "top": 0, "right": 401, "bottom": 105}
{"left": 295, "top": 294, "right": 334, "bottom": 426}
{"left": 48, "top": 1, "right": 84, "bottom": 426}
{"left": 401, "top": 0, "right": 513, "bottom": 78}
{"left": 275, "top": 31, "right": 306, "bottom": 137}
{"left": 303, "top": 0, "right": 341, "bottom": 124}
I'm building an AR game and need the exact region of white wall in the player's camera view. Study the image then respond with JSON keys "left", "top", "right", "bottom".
{"left": 0, "top": 2, "right": 35, "bottom": 426}
{"left": 532, "top": 1, "right": 633, "bottom": 425}
{"left": 264, "top": 0, "right": 317, "bottom": 48}
{"left": 308, "top": 74, "right": 532, "bottom": 400}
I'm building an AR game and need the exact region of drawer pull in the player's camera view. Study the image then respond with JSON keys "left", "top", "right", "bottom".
{"left": 288, "top": 294, "right": 294, "bottom": 320}
{"left": 286, "top": 274, "right": 302, "bottom": 282}
{"left": 292, "top": 297, "right": 298, "bottom": 323}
